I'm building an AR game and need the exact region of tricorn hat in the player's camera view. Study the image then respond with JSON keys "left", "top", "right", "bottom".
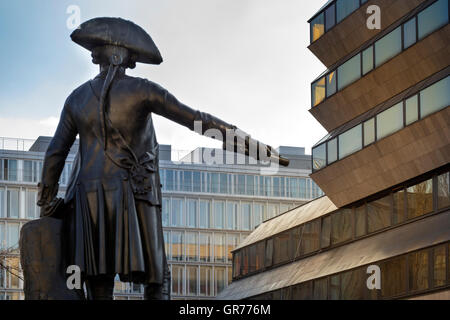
{"left": 70, "top": 17, "right": 163, "bottom": 65}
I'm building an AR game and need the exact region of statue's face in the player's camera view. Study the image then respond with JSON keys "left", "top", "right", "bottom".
{"left": 92, "top": 45, "right": 130, "bottom": 67}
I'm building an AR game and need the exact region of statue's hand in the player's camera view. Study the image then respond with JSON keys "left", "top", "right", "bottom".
{"left": 39, "top": 198, "right": 64, "bottom": 218}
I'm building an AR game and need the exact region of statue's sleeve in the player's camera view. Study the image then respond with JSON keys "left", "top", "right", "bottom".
{"left": 37, "top": 103, "right": 78, "bottom": 206}
{"left": 145, "top": 80, "right": 237, "bottom": 139}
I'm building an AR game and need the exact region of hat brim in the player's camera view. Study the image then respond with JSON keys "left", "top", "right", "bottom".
{"left": 71, "top": 17, "right": 163, "bottom": 65}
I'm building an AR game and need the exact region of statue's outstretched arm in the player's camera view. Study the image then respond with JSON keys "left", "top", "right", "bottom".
{"left": 37, "top": 103, "right": 78, "bottom": 212}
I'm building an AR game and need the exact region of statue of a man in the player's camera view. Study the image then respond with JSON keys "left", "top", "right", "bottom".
{"left": 37, "top": 17, "right": 288, "bottom": 300}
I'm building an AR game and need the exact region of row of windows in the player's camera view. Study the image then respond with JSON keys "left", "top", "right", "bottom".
{"left": 0, "top": 291, "right": 23, "bottom": 300}
{"left": 0, "top": 159, "right": 73, "bottom": 187}
{"left": 310, "top": 0, "right": 369, "bottom": 43}
{"left": 250, "top": 242, "right": 449, "bottom": 300}
{"left": 162, "top": 197, "right": 300, "bottom": 231}
{"left": 311, "top": 0, "right": 449, "bottom": 107}
{"left": 312, "top": 75, "right": 450, "bottom": 171}
{"left": 233, "top": 170, "right": 450, "bottom": 279}
{"left": 164, "top": 230, "right": 245, "bottom": 264}
{"left": 0, "top": 187, "right": 40, "bottom": 220}
{"left": 171, "top": 264, "right": 231, "bottom": 297}
{"left": 160, "top": 169, "right": 323, "bottom": 200}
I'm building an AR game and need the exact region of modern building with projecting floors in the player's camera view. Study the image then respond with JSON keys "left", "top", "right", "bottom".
{"left": 218, "top": 0, "right": 450, "bottom": 300}
{"left": 0, "top": 136, "right": 322, "bottom": 300}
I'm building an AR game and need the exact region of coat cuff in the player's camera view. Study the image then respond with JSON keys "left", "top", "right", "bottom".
{"left": 37, "top": 182, "right": 59, "bottom": 207}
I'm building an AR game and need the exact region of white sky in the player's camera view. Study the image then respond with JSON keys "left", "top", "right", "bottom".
{"left": 0, "top": 0, "right": 327, "bottom": 155}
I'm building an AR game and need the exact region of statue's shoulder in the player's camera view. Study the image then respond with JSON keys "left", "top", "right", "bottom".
{"left": 122, "top": 75, "right": 165, "bottom": 92}
{"left": 64, "top": 80, "right": 94, "bottom": 107}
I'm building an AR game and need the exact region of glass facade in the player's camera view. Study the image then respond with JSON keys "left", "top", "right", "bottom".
{"left": 310, "top": 0, "right": 449, "bottom": 107}
{"left": 312, "top": 76, "right": 450, "bottom": 172}
{"left": 233, "top": 169, "right": 450, "bottom": 280}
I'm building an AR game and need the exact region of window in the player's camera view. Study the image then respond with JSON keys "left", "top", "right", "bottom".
{"left": 186, "top": 232, "right": 198, "bottom": 262}
{"left": 331, "top": 209, "right": 353, "bottom": 245}
{"left": 367, "top": 194, "right": 392, "bottom": 233}
{"left": 0, "top": 188, "right": 4, "bottom": 218}
{"left": 241, "top": 203, "right": 252, "bottom": 231}
{"left": 362, "top": 46, "right": 374, "bottom": 75}
{"left": 2, "top": 159, "right": 17, "bottom": 181}
{"left": 23, "top": 160, "right": 33, "bottom": 182}
{"left": 7, "top": 223, "right": 20, "bottom": 250}
{"left": 437, "top": 172, "right": 450, "bottom": 209}
{"left": 409, "top": 249, "right": 429, "bottom": 292}
{"left": 226, "top": 201, "right": 238, "bottom": 230}
{"left": 381, "top": 256, "right": 407, "bottom": 298}
{"left": 339, "top": 124, "right": 362, "bottom": 159}
{"left": 186, "top": 266, "right": 197, "bottom": 296}
{"left": 215, "top": 267, "right": 226, "bottom": 295}
{"left": 246, "top": 175, "right": 254, "bottom": 196}
{"left": 233, "top": 251, "right": 241, "bottom": 278}
{"left": 273, "top": 177, "right": 280, "bottom": 198}
{"left": 312, "top": 143, "right": 326, "bottom": 171}
{"left": 26, "top": 190, "right": 38, "bottom": 219}
{"left": 341, "top": 268, "right": 365, "bottom": 300}
{"left": 214, "top": 233, "right": 226, "bottom": 263}
{"left": 338, "top": 54, "right": 361, "bottom": 90}
{"left": 7, "top": 188, "right": 19, "bottom": 218}
{"left": 267, "top": 203, "right": 279, "bottom": 220}
{"left": 211, "top": 173, "right": 219, "bottom": 194}
{"left": 375, "top": 26, "right": 402, "bottom": 67}
{"left": 393, "top": 189, "right": 406, "bottom": 225}
{"left": 327, "top": 138, "right": 337, "bottom": 164}
{"left": 227, "top": 234, "right": 239, "bottom": 262}
{"left": 186, "top": 199, "right": 197, "bottom": 228}
{"left": 199, "top": 266, "right": 213, "bottom": 296}
{"left": 313, "top": 278, "right": 328, "bottom": 300}
{"left": 265, "top": 238, "right": 273, "bottom": 267}
{"left": 301, "top": 220, "right": 321, "bottom": 254}
{"left": 363, "top": 118, "right": 375, "bottom": 147}
{"left": 312, "top": 77, "right": 326, "bottom": 106}
{"left": 405, "top": 95, "right": 419, "bottom": 125}
{"left": 418, "top": 0, "right": 449, "bottom": 40}
{"left": 183, "top": 171, "right": 192, "bottom": 192}
{"left": 336, "top": 0, "right": 359, "bottom": 23}
{"left": 162, "top": 198, "right": 169, "bottom": 227}
{"left": 273, "top": 231, "right": 291, "bottom": 265}
{"left": 199, "top": 233, "right": 212, "bottom": 262}
{"left": 420, "top": 77, "right": 450, "bottom": 118}
{"left": 253, "top": 203, "right": 265, "bottom": 228}
{"left": 171, "top": 198, "right": 184, "bottom": 227}
{"left": 355, "top": 205, "right": 366, "bottom": 237}
{"left": 321, "top": 216, "right": 331, "bottom": 248}
{"left": 326, "top": 71, "right": 337, "bottom": 97}
{"left": 433, "top": 245, "right": 447, "bottom": 287}
{"left": 289, "top": 177, "right": 299, "bottom": 198}
{"left": 0, "top": 222, "right": 4, "bottom": 250}
{"left": 406, "top": 179, "right": 433, "bottom": 219}
{"left": 165, "top": 169, "right": 174, "bottom": 191}
{"left": 237, "top": 175, "right": 245, "bottom": 195}
{"left": 325, "top": 4, "right": 336, "bottom": 31}
{"left": 330, "top": 275, "right": 340, "bottom": 300}
{"left": 171, "top": 265, "right": 184, "bottom": 296}
{"left": 255, "top": 241, "right": 265, "bottom": 271}
{"left": 376, "top": 102, "right": 403, "bottom": 140}
{"left": 214, "top": 201, "right": 225, "bottom": 229}
{"left": 311, "top": 13, "right": 324, "bottom": 42}
{"left": 219, "top": 173, "right": 228, "bottom": 194}
{"left": 171, "top": 231, "right": 184, "bottom": 261}
{"left": 199, "top": 200, "right": 211, "bottom": 228}
{"left": 193, "top": 171, "right": 201, "bottom": 192}
{"left": 403, "top": 17, "right": 417, "bottom": 49}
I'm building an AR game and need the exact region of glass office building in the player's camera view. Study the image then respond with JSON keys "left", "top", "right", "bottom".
{"left": 219, "top": 0, "right": 450, "bottom": 300}
{"left": 0, "top": 137, "right": 320, "bottom": 300}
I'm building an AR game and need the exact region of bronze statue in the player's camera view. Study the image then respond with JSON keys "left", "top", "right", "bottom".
{"left": 36, "top": 17, "right": 288, "bottom": 300}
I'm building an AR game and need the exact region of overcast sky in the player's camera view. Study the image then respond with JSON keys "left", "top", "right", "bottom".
{"left": 0, "top": 0, "right": 328, "bottom": 155}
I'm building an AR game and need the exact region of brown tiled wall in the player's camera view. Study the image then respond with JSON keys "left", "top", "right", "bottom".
{"left": 310, "top": 107, "right": 450, "bottom": 208}
{"left": 309, "top": 24, "right": 450, "bottom": 132}
{"left": 309, "top": 0, "right": 426, "bottom": 68}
